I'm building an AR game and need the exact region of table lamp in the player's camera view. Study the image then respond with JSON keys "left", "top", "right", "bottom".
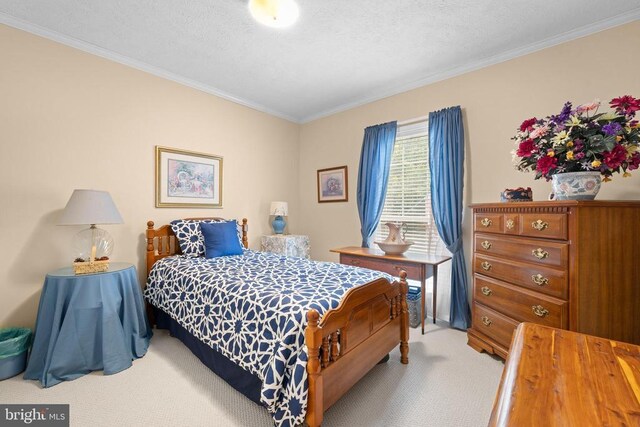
{"left": 58, "top": 190, "right": 124, "bottom": 273}
{"left": 269, "top": 201, "right": 288, "bottom": 234}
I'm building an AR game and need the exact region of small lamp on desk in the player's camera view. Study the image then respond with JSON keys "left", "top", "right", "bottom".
{"left": 58, "top": 189, "right": 124, "bottom": 274}
{"left": 269, "top": 201, "right": 288, "bottom": 235}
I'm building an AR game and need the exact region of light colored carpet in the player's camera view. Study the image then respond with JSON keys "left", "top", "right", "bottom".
{"left": 0, "top": 322, "right": 504, "bottom": 426}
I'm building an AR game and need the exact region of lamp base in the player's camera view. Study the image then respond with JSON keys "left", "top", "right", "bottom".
{"left": 72, "top": 225, "right": 114, "bottom": 262}
{"left": 272, "top": 216, "right": 286, "bottom": 234}
{"left": 73, "top": 260, "right": 110, "bottom": 275}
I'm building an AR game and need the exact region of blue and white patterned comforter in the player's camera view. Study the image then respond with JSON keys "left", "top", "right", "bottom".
{"left": 144, "top": 250, "right": 393, "bottom": 426}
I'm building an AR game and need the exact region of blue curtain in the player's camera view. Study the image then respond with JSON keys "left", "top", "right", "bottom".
{"left": 429, "top": 106, "right": 471, "bottom": 330}
{"left": 356, "top": 122, "right": 397, "bottom": 248}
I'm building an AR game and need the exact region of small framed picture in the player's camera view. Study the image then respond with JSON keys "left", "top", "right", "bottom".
{"left": 155, "top": 146, "right": 223, "bottom": 208}
{"left": 317, "top": 166, "right": 348, "bottom": 203}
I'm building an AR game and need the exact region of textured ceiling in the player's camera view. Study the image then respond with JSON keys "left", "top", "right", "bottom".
{"left": 1, "top": 1, "right": 639, "bottom": 122}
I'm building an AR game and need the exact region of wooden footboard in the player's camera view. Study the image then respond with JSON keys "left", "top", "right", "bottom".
{"left": 305, "top": 272, "right": 409, "bottom": 427}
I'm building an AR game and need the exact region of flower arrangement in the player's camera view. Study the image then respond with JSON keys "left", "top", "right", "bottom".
{"left": 512, "top": 96, "right": 640, "bottom": 181}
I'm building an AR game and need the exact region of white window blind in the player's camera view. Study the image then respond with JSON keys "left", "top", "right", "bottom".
{"left": 375, "top": 120, "right": 441, "bottom": 254}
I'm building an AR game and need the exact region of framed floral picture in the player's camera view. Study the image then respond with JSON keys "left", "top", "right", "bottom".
{"left": 155, "top": 146, "right": 223, "bottom": 208}
{"left": 317, "top": 166, "right": 348, "bottom": 203}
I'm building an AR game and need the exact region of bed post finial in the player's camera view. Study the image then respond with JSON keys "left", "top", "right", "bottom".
{"left": 305, "top": 309, "right": 323, "bottom": 427}
{"left": 398, "top": 271, "right": 409, "bottom": 364}
{"left": 146, "top": 221, "right": 155, "bottom": 253}
{"left": 242, "top": 218, "right": 249, "bottom": 248}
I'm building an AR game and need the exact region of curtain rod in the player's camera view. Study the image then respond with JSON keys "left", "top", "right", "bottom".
{"left": 397, "top": 115, "right": 429, "bottom": 126}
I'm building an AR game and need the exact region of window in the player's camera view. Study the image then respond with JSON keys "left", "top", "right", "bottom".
{"left": 375, "top": 120, "right": 440, "bottom": 254}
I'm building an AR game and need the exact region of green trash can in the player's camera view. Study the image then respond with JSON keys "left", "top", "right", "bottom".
{"left": 0, "top": 328, "right": 32, "bottom": 380}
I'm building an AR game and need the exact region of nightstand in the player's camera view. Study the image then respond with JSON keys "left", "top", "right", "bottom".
{"left": 261, "top": 235, "right": 310, "bottom": 259}
{"left": 24, "top": 262, "right": 152, "bottom": 387}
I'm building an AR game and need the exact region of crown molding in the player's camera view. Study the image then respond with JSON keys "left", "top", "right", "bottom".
{"left": 0, "top": 12, "right": 299, "bottom": 123}
{"left": 2, "top": 10, "right": 638, "bottom": 125}
{"left": 299, "top": 11, "right": 640, "bottom": 123}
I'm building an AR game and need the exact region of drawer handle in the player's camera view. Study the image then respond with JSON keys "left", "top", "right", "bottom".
{"left": 480, "top": 286, "right": 492, "bottom": 296}
{"left": 531, "top": 220, "right": 549, "bottom": 231}
{"left": 481, "top": 261, "right": 492, "bottom": 271}
{"left": 350, "top": 259, "right": 360, "bottom": 266}
{"left": 532, "top": 248, "right": 549, "bottom": 260}
{"left": 531, "top": 274, "right": 549, "bottom": 286}
{"left": 481, "top": 240, "right": 492, "bottom": 250}
{"left": 480, "top": 218, "right": 492, "bottom": 227}
{"left": 481, "top": 316, "right": 492, "bottom": 326}
{"left": 532, "top": 305, "right": 550, "bottom": 318}
{"left": 506, "top": 219, "right": 515, "bottom": 230}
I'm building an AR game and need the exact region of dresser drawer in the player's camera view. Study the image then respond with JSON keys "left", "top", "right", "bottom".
{"left": 475, "top": 212, "right": 568, "bottom": 240}
{"left": 472, "top": 303, "right": 519, "bottom": 349}
{"left": 340, "top": 254, "right": 421, "bottom": 280}
{"left": 518, "top": 213, "right": 568, "bottom": 240}
{"left": 474, "top": 254, "right": 568, "bottom": 299}
{"left": 503, "top": 214, "right": 519, "bottom": 235}
{"left": 474, "top": 275, "right": 567, "bottom": 328}
{"left": 341, "top": 254, "right": 378, "bottom": 270}
{"left": 475, "top": 233, "right": 568, "bottom": 269}
{"left": 474, "top": 213, "right": 504, "bottom": 234}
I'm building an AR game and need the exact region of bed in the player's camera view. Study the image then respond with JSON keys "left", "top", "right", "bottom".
{"left": 144, "top": 218, "right": 409, "bottom": 427}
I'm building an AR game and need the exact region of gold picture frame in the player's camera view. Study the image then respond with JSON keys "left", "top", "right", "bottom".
{"left": 155, "top": 146, "right": 223, "bottom": 208}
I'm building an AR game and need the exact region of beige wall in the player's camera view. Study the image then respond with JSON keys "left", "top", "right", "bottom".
{"left": 3, "top": 21, "right": 639, "bottom": 328}
{"left": 0, "top": 24, "right": 300, "bottom": 327}
{"left": 298, "top": 21, "right": 640, "bottom": 275}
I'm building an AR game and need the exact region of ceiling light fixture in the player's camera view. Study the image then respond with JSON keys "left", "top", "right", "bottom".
{"left": 248, "top": 0, "right": 299, "bottom": 28}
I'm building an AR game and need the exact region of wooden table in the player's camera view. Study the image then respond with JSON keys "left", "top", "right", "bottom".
{"left": 330, "top": 246, "right": 451, "bottom": 334}
{"left": 489, "top": 323, "right": 640, "bottom": 426}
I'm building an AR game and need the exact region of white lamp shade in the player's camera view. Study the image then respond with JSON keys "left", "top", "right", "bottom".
{"left": 270, "top": 201, "right": 288, "bottom": 216}
{"left": 58, "top": 190, "right": 124, "bottom": 225}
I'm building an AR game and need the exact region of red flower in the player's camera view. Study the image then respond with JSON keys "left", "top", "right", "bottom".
{"left": 602, "top": 145, "right": 628, "bottom": 169}
{"left": 516, "top": 139, "right": 537, "bottom": 157}
{"left": 519, "top": 118, "right": 537, "bottom": 132}
{"left": 536, "top": 156, "right": 557, "bottom": 176}
{"left": 610, "top": 95, "right": 640, "bottom": 117}
{"left": 628, "top": 153, "right": 640, "bottom": 171}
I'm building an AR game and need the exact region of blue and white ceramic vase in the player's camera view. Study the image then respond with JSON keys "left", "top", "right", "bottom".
{"left": 272, "top": 216, "right": 286, "bottom": 234}
{"left": 551, "top": 171, "right": 601, "bottom": 200}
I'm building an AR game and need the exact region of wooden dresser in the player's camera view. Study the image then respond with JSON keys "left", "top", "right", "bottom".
{"left": 467, "top": 201, "right": 640, "bottom": 359}
{"left": 489, "top": 323, "right": 640, "bottom": 426}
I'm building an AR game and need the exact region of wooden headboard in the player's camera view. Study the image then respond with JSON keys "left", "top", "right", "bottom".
{"left": 145, "top": 218, "right": 249, "bottom": 276}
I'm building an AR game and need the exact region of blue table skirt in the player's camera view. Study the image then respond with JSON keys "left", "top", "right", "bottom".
{"left": 24, "top": 265, "right": 152, "bottom": 387}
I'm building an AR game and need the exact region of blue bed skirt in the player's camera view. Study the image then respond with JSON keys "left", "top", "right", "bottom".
{"left": 153, "top": 307, "right": 264, "bottom": 406}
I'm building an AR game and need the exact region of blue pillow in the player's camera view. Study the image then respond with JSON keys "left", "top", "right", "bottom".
{"left": 201, "top": 221, "right": 244, "bottom": 258}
